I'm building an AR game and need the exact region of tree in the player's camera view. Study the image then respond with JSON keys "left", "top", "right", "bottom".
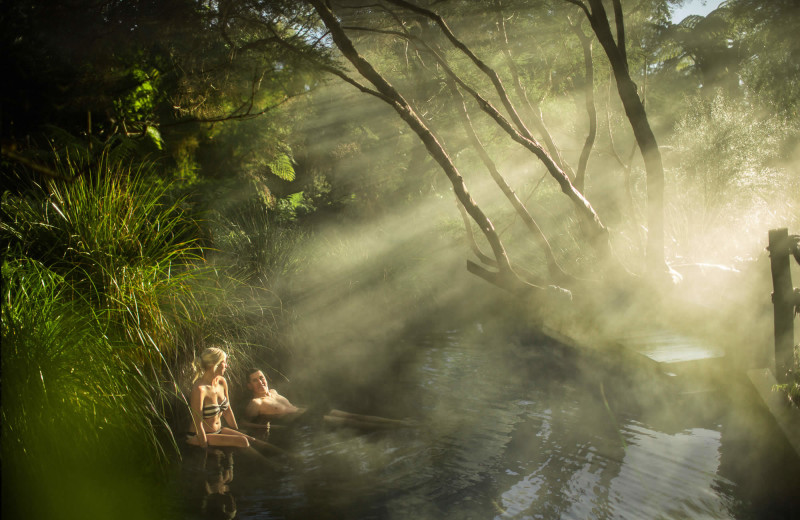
{"left": 294, "top": 0, "right": 687, "bottom": 299}
{"left": 1, "top": 0, "right": 324, "bottom": 206}
{"left": 661, "top": 0, "right": 800, "bottom": 116}
{"left": 566, "top": 0, "right": 667, "bottom": 273}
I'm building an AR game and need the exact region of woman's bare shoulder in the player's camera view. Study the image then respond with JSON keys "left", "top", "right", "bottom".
{"left": 190, "top": 381, "right": 208, "bottom": 401}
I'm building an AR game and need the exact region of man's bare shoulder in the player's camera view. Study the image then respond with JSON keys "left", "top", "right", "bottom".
{"left": 244, "top": 397, "right": 262, "bottom": 416}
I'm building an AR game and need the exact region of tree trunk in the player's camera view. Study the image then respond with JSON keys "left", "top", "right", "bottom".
{"left": 309, "top": 0, "right": 543, "bottom": 296}
{"left": 583, "top": 0, "right": 666, "bottom": 273}
{"left": 572, "top": 22, "right": 597, "bottom": 192}
{"left": 449, "top": 78, "right": 574, "bottom": 284}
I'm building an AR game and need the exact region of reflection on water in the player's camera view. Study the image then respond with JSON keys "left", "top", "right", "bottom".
{"left": 181, "top": 448, "right": 237, "bottom": 520}
{"left": 185, "top": 329, "right": 800, "bottom": 519}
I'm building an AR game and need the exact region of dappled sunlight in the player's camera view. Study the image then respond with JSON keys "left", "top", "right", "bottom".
{"left": 4, "top": 1, "right": 800, "bottom": 519}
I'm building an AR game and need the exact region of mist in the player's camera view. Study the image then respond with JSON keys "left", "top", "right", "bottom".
{"left": 268, "top": 13, "right": 800, "bottom": 392}
{"left": 238, "top": 4, "right": 800, "bottom": 515}
{"left": 4, "top": 0, "right": 800, "bottom": 518}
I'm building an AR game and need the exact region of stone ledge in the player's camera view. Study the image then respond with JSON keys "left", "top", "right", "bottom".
{"left": 747, "top": 368, "right": 800, "bottom": 458}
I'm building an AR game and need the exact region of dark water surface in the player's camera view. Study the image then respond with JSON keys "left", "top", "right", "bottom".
{"left": 182, "top": 329, "right": 800, "bottom": 519}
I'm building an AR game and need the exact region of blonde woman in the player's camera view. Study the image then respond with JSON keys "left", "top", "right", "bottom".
{"left": 186, "top": 347, "right": 256, "bottom": 449}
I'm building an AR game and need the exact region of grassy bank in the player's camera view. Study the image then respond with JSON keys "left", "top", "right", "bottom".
{"left": 0, "top": 154, "right": 302, "bottom": 518}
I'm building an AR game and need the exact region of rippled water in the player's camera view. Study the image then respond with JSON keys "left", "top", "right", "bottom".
{"left": 182, "top": 329, "right": 800, "bottom": 519}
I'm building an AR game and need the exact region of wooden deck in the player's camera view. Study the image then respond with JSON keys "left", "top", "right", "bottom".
{"left": 616, "top": 330, "right": 725, "bottom": 371}
{"left": 613, "top": 330, "right": 727, "bottom": 395}
{"left": 541, "top": 324, "right": 800, "bottom": 456}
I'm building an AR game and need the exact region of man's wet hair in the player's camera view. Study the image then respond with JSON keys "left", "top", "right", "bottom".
{"left": 244, "top": 368, "right": 262, "bottom": 387}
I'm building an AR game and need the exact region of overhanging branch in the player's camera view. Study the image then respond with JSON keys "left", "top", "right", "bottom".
{"left": 310, "top": 0, "right": 518, "bottom": 279}
{"left": 1, "top": 146, "right": 79, "bottom": 182}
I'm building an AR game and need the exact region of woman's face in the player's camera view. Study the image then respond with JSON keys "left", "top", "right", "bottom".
{"left": 215, "top": 356, "right": 228, "bottom": 375}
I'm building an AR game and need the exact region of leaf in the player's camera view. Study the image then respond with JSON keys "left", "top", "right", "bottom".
{"left": 145, "top": 127, "right": 163, "bottom": 151}
{"left": 286, "top": 191, "right": 305, "bottom": 209}
{"left": 267, "top": 153, "right": 295, "bottom": 182}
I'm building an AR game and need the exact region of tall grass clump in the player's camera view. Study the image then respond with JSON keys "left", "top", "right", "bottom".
{"left": 1, "top": 260, "right": 173, "bottom": 519}
{"left": 1, "top": 150, "right": 308, "bottom": 516}
{"left": 0, "top": 154, "right": 215, "bottom": 518}
{"left": 211, "top": 199, "right": 307, "bottom": 289}
{"left": 193, "top": 198, "right": 310, "bottom": 385}
{"left": 1, "top": 153, "right": 205, "bottom": 366}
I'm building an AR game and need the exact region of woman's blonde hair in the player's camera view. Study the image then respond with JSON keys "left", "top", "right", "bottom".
{"left": 192, "top": 347, "right": 227, "bottom": 383}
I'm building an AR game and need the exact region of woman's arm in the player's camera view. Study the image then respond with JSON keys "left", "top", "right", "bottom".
{"left": 190, "top": 385, "right": 208, "bottom": 448}
{"left": 239, "top": 418, "right": 270, "bottom": 432}
{"left": 220, "top": 378, "right": 239, "bottom": 430}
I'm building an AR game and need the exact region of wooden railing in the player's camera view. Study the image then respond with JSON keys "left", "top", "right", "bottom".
{"left": 768, "top": 228, "right": 800, "bottom": 384}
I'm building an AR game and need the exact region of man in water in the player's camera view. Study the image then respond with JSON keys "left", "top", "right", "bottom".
{"left": 244, "top": 369, "right": 303, "bottom": 420}
{"left": 241, "top": 369, "right": 416, "bottom": 432}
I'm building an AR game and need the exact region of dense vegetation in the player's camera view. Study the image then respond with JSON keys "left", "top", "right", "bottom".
{"left": 2, "top": 1, "right": 799, "bottom": 518}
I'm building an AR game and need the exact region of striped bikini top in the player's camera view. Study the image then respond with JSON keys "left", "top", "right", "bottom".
{"left": 202, "top": 397, "right": 229, "bottom": 418}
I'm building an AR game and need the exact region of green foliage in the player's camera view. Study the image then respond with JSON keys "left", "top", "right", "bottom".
{"left": 673, "top": 94, "right": 787, "bottom": 199}
{"left": 275, "top": 191, "right": 317, "bottom": 224}
{"left": 268, "top": 152, "right": 297, "bottom": 182}
{"left": 146, "top": 126, "right": 165, "bottom": 150}
{"left": 1, "top": 260, "right": 154, "bottom": 457}
{"left": 773, "top": 342, "right": 800, "bottom": 409}
{"left": 657, "top": 5, "right": 741, "bottom": 94}
{"left": 0, "top": 153, "right": 277, "bottom": 517}
{"left": 114, "top": 66, "right": 162, "bottom": 123}
{"left": 727, "top": 0, "right": 800, "bottom": 115}
{"left": 210, "top": 199, "right": 307, "bottom": 288}
{"left": 1, "top": 154, "right": 204, "bottom": 364}
{"left": 656, "top": 0, "right": 800, "bottom": 116}
{"left": 1, "top": 0, "right": 325, "bottom": 201}
{"left": 1, "top": 258, "right": 175, "bottom": 519}
{"left": 0, "top": 154, "right": 212, "bottom": 471}
{"left": 666, "top": 93, "right": 798, "bottom": 261}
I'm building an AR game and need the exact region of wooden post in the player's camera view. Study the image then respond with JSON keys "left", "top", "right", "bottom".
{"left": 768, "top": 228, "right": 795, "bottom": 384}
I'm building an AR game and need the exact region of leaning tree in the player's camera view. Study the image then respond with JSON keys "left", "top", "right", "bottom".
{"left": 292, "top": 0, "right": 674, "bottom": 298}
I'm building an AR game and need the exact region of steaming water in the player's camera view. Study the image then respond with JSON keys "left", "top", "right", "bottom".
{"left": 184, "top": 329, "right": 800, "bottom": 519}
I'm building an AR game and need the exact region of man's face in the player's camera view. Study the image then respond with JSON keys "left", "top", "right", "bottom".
{"left": 248, "top": 371, "right": 268, "bottom": 395}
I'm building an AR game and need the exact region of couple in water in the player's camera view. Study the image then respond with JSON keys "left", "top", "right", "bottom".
{"left": 186, "top": 347, "right": 412, "bottom": 451}
{"left": 185, "top": 347, "right": 284, "bottom": 457}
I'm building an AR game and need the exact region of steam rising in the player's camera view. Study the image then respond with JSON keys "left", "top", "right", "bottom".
{"left": 228, "top": 4, "right": 800, "bottom": 516}
{"left": 274, "top": 75, "right": 799, "bottom": 398}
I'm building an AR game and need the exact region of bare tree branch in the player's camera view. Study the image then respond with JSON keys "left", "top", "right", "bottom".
{"left": 494, "top": 0, "right": 574, "bottom": 180}
{"left": 466, "top": 260, "right": 549, "bottom": 298}
{"left": 448, "top": 77, "right": 574, "bottom": 284}
{"left": 343, "top": 10, "right": 613, "bottom": 262}
{"left": 164, "top": 92, "right": 301, "bottom": 127}
{"left": 1, "top": 146, "right": 80, "bottom": 182}
{"left": 404, "top": 32, "right": 609, "bottom": 250}
{"left": 383, "top": 0, "right": 536, "bottom": 141}
{"left": 456, "top": 200, "right": 498, "bottom": 268}
{"left": 563, "top": 0, "right": 591, "bottom": 18}
{"left": 571, "top": 20, "right": 597, "bottom": 192}
{"left": 266, "top": 25, "right": 390, "bottom": 102}
{"left": 309, "top": 0, "right": 521, "bottom": 282}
